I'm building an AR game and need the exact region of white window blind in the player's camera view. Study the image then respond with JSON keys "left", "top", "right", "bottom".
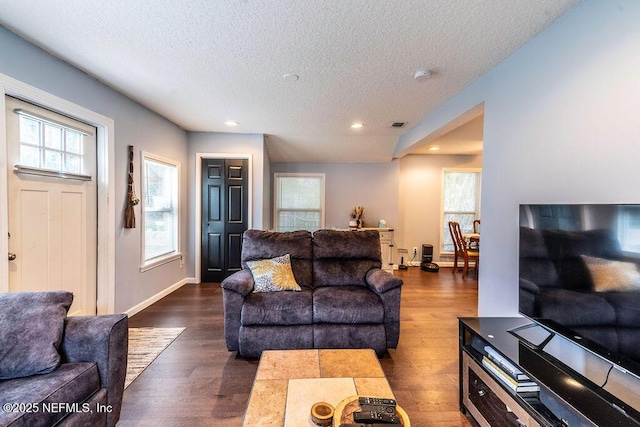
{"left": 141, "top": 152, "right": 181, "bottom": 270}
{"left": 274, "top": 173, "right": 325, "bottom": 232}
{"left": 442, "top": 169, "right": 482, "bottom": 252}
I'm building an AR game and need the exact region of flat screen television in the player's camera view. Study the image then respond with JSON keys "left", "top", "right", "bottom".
{"left": 518, "top": 204, "right": 640, "bottom": 378}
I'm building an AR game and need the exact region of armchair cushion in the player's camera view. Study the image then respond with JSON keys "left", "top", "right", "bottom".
{"left": 241, "top": 290, "right": 313, "bottom": 325}
{"left": 312, "top": 230, "right": 382, "bottom": 287}
{"left": 313, "top": 286, "right": 384, "bottom": 324}
{"left": 247, "top": 254, "right": 302, "bottom": 292}
{"left": 0, "top": 362, "right": 100, "bottom": 427}
{"left": 0, "top": 291, "right": 73, "bottom": 380}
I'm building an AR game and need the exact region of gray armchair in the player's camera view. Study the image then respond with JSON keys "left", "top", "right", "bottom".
{"left": 221, "top": 229, "right": 403, "bottom": 357}
{"left": 0, "top": 291, "right": 128, "bottom": 427}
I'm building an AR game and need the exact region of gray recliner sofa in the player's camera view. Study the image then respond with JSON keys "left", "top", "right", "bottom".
{"left": 221, "top": 229, "right": 403, "bottom": 358}
{"left": 0, "top": 291, "right": 128, "bottom": 427}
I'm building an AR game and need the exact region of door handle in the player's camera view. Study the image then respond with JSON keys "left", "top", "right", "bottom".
{"left": 8, "top": 233, "right": 16, "bottom": 260}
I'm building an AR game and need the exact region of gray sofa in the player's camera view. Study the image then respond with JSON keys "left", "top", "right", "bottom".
{"left": 221, "top": 229, "right": 403, "bottom": 357}
{"left": 519, "top": 227, "right": 640, "bottom": 360}
{"left": 0, "top": 291, "right": 128, "bottom": 427}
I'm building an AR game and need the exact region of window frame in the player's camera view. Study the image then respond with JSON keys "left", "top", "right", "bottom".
{"left": 140, "top": 151, "right": 181, "bottom": 271}
{"left": 16, "top": 110, "right": 91, "bottom": 178}
{"left": 273, "top": 173, "right": 326, "bottom": 232}
{"left": 440, "top": 168, "right": 482, "bottom": 254}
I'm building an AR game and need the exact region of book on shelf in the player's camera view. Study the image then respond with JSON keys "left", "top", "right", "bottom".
{"left": 484, "top": 346, "right": 530, "bottom": 381}
{"left": 482, "top": 356, "right": 540, "bottom": 393}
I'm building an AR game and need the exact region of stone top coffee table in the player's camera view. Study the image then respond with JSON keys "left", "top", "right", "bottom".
{"left": 242, "top": 349, "right": 395, "bottom": 427}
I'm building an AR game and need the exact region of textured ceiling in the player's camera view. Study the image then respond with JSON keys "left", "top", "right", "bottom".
{"left": 0, "top": 0, "right": 580, "bottom": 162}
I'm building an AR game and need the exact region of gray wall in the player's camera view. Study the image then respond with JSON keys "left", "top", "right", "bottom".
{"left": 398, "top": 0, "right": 640, "bottom": 316}
{"left": 271, "top": 161, "right": 400, "bottom": 231}
{"left": 0, "top": 25, "right": 189, "bottom": 313}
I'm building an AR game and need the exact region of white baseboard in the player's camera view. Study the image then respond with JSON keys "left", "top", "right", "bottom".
{"left": 124, "top": 277, "right": 195, "bottom": 317}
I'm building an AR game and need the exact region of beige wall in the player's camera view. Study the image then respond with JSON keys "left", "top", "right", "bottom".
{"left": 398, "top": 154, "right": 482, "bottom": 264}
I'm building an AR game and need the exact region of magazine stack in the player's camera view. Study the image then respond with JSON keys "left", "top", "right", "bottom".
{"left": 482, "top": 346, "right": 540, "bottom": 394}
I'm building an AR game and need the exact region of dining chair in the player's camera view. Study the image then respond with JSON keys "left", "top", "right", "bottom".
{"left": 470, "top": 219, "right": 481, "bottom": 250}
{"left": 448, "top": 221, "right": 479, "bottom": 279}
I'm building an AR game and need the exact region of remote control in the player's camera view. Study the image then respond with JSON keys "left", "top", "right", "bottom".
{"left": 359, "top": 404, "right": 396, "bottom": 414}
{"left": 339, "top": 424, "right": 403, "bottom": 427}
{"left": 353, "top": 411, "right": 400, "bottom": 424}
{"left": 358, "top": 397, "right": 396, "bottom": 407}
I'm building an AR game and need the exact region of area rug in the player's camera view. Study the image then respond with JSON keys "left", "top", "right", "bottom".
{"left": 125, "top": 327, "right": 185, "bottom": 389}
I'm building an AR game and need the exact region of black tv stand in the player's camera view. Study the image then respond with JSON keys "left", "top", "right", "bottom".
{"left": 459, "top": 317, "right": 640, "bottom": 426}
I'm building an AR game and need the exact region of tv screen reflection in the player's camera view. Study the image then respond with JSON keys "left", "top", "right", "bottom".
{"left": 519, "top": 204, "right": 640, "bottom": 374}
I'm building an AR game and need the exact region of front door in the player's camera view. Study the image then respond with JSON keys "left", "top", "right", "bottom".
{"left": 5, "top": 96, "right": 97, "bottom": 315}
{"left": 201, "top": 158, "right": 248, "bottom": 282}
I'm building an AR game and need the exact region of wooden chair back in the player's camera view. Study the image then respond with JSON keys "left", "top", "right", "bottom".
{"left": 448, "top": 221, "right": 467, "bottom": 255}
{"left": 448, "top": 220, "right": 479, "bottom": 278}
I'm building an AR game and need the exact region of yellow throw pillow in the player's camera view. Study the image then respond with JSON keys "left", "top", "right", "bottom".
{"left": 581, "top": 255, "right": 640, "bottom": 292}
{"left": 247, "top": 254, "right": 302, "bottom": 292}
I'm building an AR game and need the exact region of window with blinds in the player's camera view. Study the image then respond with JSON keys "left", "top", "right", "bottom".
{"left": 141, "top": 152, "right": 181, "bottom": 270}
{"left": 274, "top": 173, "right": 325, "bottom": 232}
{"left": 442, "top": 169, "right": 482, "bottom": 252}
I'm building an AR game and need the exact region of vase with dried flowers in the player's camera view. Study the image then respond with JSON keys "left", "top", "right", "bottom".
{"left": 350, "top": 206, "right": 364, "bottom": 229}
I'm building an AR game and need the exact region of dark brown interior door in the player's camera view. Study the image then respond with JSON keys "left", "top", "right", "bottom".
{"left": 201, "top": 158, "right": 248, "bottom": 282}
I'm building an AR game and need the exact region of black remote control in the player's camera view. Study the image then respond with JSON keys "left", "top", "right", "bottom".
{"left": 339, "top": 424, "right": 403, "bottom": 427}
{"left": 358, "top": 397, "right": 397, "bottom": 407}
{"left": 353, "top": 411, "right": 400, "bottom": 424}
{"left": 359, "top": 404, "right": 396, "bottom": 414}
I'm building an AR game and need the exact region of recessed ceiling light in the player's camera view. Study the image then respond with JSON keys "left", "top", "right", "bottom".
{"left": 428, "top": 146, "right": 440, "bottom": 151}
{"left": 283, "top": 73, "right": 299, "bottom": 82}
{"left": 225, "top": 121, "right": 239, "bottom": 127}
{"left": 350, "top": 123, "right": 364, "bottom": 129}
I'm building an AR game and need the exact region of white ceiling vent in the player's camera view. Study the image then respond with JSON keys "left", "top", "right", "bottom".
{"left": 391, "top": 122, "right": 406, "bottom": 128}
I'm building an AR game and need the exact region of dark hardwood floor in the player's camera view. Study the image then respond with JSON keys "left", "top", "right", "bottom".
{"left": 118, "top": 267, "right": 477, "bottom": 426}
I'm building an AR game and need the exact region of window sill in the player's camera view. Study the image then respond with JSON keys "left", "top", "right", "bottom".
{"left": 140, "top": 253, "right": 182, "bottom": 272}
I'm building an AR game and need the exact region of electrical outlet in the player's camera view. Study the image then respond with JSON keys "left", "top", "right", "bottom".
{"left": 412, "top": 247, "right": 418, "bottom": 255}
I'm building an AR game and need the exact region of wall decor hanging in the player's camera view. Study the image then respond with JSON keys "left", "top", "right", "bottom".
{"left": 124, "top": 145, "right": 140, "bottom": 228}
